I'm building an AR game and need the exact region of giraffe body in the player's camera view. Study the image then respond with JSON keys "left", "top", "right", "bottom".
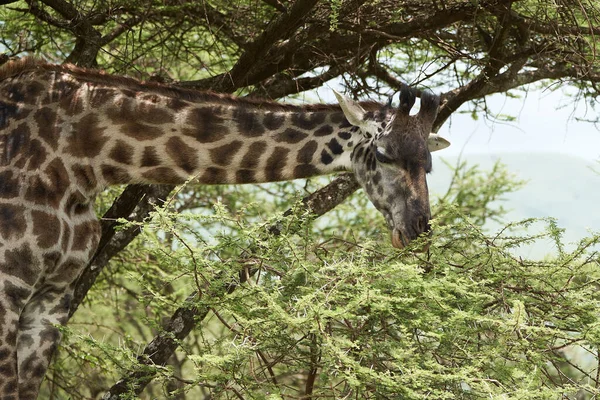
{"left": 0, "top": 58, "right": 448, "bottom": 398}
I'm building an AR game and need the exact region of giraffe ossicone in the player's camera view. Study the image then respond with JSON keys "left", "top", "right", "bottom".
{"left": 0, "top": 58, "right": 449, "bottom": 398}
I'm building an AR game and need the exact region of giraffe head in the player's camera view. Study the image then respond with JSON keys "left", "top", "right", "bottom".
{"left": 334, "top": 86, "right": 449, "bottom": 249}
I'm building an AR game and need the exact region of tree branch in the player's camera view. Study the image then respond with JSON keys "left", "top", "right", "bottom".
{"left": 24, "top": 0, "right": 71, "bottom": 29}
{"left": 208, "top": 0, "right": 319, "bottom": 92}
{"left": 102, "top": 174, "right": 360, "bottom": 398}
{"left": 71, "top": 185, "right": 174, "bottom": 317}
{"left": 26, "top": 0, "right": 103, "bottom": 65}
{"left": 510, "top": 9, "right": 600, "bottom": 36}
{"left": 247, "top": 64, "right": 345, "bottom": 99}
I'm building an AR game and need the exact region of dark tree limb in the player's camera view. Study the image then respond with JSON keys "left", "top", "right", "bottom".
{"left": 71, "top": 184, "right": 174, "bottom": 317}
{"left": 41, "top": 0, "right": 102, "bottom": 65}
{"left": 24, "top": 0, "right": 102, "bottom": 66}
{"left": 213, "top": 0, "right": 320, "bottom": 92}
{"left": 247, "top": 64, "right": 345, "bottom": 99}
{"left": 24, "top": 1, "right": 68, "bottom": 28}
{"left": 510, "top": 8, "right": 600, "bottom": 36}
{"left": 102, "top": 174, "right": 360, "bottom": 398}
{"left": 181, "top": 0, "right": 521, "bottom": 93}
{"left": 99, "top": 14, "right": 145, "bottom": 46}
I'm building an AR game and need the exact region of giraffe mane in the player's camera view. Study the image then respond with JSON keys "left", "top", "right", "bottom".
{"left": 0, "top": 57, "right": 383, "bottom": 112}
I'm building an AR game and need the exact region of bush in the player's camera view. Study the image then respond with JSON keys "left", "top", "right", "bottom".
{"left": 47, "top": 162, "right": 600, "bottom": 399}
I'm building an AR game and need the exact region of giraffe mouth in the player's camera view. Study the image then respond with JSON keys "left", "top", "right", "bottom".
{"left": 391, "top": 228, "right": 431, "bottom": 252}
{"left": 391, "top": 229, "right": 407, "bottom": 249}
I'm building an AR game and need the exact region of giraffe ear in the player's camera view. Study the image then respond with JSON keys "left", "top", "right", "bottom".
{"left": 333, "top": 90, "right": 367, "bottom": 128}
{"left": 427, "top": 133, "right": 450, "bottom": 152}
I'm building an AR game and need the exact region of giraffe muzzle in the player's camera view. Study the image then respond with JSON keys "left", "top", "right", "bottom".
{"left": 390, "top": 223, "right": 432, "bottom": 252}
{"left": 391, "top": 228, "right": 408, "bottom": 249}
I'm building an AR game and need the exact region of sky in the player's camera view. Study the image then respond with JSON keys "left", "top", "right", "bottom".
{"left": 430, "top": 85, "right": 600, "bottom": 255}
{"left": 438, "top": 85, "right": 600, "bottom": 162}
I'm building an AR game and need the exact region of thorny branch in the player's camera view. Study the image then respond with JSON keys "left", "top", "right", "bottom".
{"left": 102, "top": 174, "right": 360, "bottom": 398}
{"left": 71, "top": 184, "right": 174, "bottom": 317}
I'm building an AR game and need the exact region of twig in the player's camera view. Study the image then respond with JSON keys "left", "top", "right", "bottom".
{"left": 102, "top": 174, "right": 359, "bottom": 398}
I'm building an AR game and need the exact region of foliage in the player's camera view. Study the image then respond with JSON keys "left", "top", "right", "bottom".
{"left": 2, "top": 1, "right": 600, "bottom": 105}
{"left": 44, "top": 162, "right": 600, "bottom": 399}
{"left": 2, "top": 0, "right": 599, "bottom": 397}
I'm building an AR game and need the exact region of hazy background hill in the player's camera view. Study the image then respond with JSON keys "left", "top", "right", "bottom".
{"left": 429, "top": 153, "right": 600, "bottom": 258}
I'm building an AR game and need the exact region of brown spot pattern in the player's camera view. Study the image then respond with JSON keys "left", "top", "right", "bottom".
{"left": 166, "top": 137, "right": 198, "bottom": 174}
{"left": 71, "top": 164, "right": 97, "bottom": 192}
{"left": 263, "top": 113, "right": 285, "bottom": 130}
{"left": 141, "top": 146, "right": 161, "bottom": 167}
{"left": 4, "top": 281, "right": 30, "bottom": 312}
{"left": 11, "top": 81, "right": 44, "bottom": 103}
{"left": 25, "top": 158, "right": 70, "bottom": 207}
{"left": 71, "top": 221, "right": 100, "bottom": 251}
{"left": 105, "top": 98, "right": 133, "bottom": 124}
{"left": 61, "top": 220, "right": 71, "bottom": 253}
{"left": 26, "top": 139, "right": 47, "bottom": 171}
{"left": 136, "top": 102, "right": 173, "bottom": 125}
{"left": 265, "top": 147, "right": 289, "bottom": 181}
{"left": 0, "top": 205, "right": 26, "bottom": 241}
{"left": 329, "top": 112, "right": 346, "bottom": 124}
{"left": 58, "top": 89, "right": 84, "bottom": 116}
{"left": 235, "top": 169, "right": 256, "bottom": 183}
{"left": 101, "top": 164, "right": 132, "bottom": 184}
{"left": 0, "top": 244, "right": 39, "bottom": 286}
{"left": 109, "top": 140, "right": 134, "bottom": 165}
{"left": 320, "top": 149, "right": 333, "bottom": 165}
{"left": 31, "top": 210, "right": 61, "bottom": 249}
{"left": 314, "top": 125, "right": 333, "bottom": 137}
{"left": 166, "top": 97, "right": 189, "bottom": 113}
{"left": 200, "top": 167, "right": 227, "bottom": 184}
{"left": 42, "top": 252, "right": 61, "bottom": 274}
{"left": 274, "top": 128, "right": 307, "bottom": 144}
{"left": 210, "top": 140, "right": 242, "bottom": 166}
{"left": 3, "top": 123, "right": 30, "bottom": 165}
{"left": 296, "top": 140, "right": 317, "bottom": 164}
{"left": 326, "top": 138, "right": 343, "bottom": 155}
{"left": 88, "top": 87, "right": 114, "bottom": 108}
{"left": 67, "top": 114, "right": 109, "bottom": 157}
{"left": 121, "top": 121, "right": 163, "bottom": 141}
{"left": 338, "top": 130, "right": 352, "bottom": 140}
{"left": 46, "top": 257, "right": 82, "bottom": 285}
{"left": 0, "top": 100, "right": 19, "bottom": 130}
{"left": 234, "top": 108, "right": 265, "bottom": 137}
{"left": 0, "top": 171, "right": 19, "bottom": 198}
{"left": 240, "top": 141, "right": 267, "bottom": 169}
{"left": 44, "top": 80, "right": 76, "bottom": 103}
{"left": 34, "top": 108, "right": 61, "bottom": 150}
{"left": 64, "top": 191, "right": 90, "bottom": 216}
{"left": 141, "top": 167, "right": 182, "bottom": 184}
{"left": 291, "top": 112, "right": 325, "bottom": 130}
{"left": 294, "top": 164, "right": 319, "bottom": 178}
{"left": 183, "top": 107, "right": 229, "bottom": 143}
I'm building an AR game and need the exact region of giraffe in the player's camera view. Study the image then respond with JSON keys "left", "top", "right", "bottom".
{"left": 0, "top": 57, "right": 450, "bottom": 398}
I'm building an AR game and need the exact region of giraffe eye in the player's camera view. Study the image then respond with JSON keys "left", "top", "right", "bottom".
{"left": 375, "top": 147, "right": 393, "bottom": 163}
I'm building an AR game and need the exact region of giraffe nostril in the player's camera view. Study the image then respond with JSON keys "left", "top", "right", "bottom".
{"left": 416, "top": 216, "right": 430, "bottom": 234}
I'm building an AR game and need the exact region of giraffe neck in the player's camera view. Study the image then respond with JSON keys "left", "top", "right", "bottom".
{"left": 1, "top": 62, "right": 363, "bottom": 197}
{"left": 92, "top": 92, "right": 358, "bottom": 186}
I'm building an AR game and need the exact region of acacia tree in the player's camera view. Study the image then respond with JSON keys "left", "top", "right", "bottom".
{"left": 1, "top": 0, "right": 600, "bottom": 398}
